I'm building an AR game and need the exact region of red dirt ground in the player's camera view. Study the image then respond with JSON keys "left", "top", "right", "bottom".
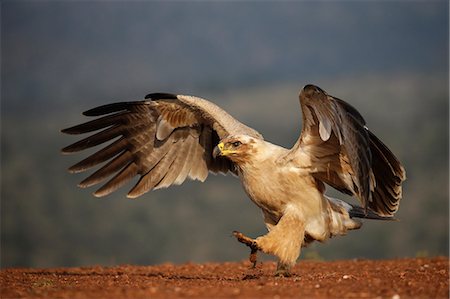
{"left": 1, "top": 257, "right": 448, "bottom": 299}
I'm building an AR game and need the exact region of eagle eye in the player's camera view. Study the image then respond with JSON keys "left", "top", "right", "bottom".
{"left": 232, "top": 141, "right": 242, "bottom": 147}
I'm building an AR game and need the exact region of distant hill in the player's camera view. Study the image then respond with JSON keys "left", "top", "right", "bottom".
{"left": 2, "top": 1, "right": 447, "bottom": 113}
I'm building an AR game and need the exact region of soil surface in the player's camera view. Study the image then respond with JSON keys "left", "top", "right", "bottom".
{"left": 1, "top": 257, "right": 448, "bottom": 299}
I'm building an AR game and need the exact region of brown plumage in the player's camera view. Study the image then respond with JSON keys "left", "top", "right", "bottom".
{"left": 62, "top": 85, "right": 406, "bottom": 276}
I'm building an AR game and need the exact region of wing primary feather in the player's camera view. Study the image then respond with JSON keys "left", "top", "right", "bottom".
{"left": 369, "top": 131, "right": 406, "bottom": 179}
{"left": 333, "top": 97, "right": 366, "bottom": 126}
{"left": 61, "top": 125, "right": 123, "bottom": 153}
{"left": 78, "top": 151, "right": 133, "bottom": 188}
{"left": 68, "top": 137, "right": 127, "bottom": 173}
{"left": 367, "top": 130, "right": 405, "bottom": 216}
{"left": 94, "top": 162, "right": 139, "bottom": 197}
{"left": 144, "top": 93, "right": 178, "bottom": 100}
{"left": 61, "top": 112, "right": 127, "bottom": 135}
{"left": 83, "top": 102, "right": 145, "bottom": 116}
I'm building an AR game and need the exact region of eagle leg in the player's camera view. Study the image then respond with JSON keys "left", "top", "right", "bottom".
{"left": 232, "top": 231, "right": 260, "bottom": 268}
{"left": 258, "top": 206, "right": 305, "bottom": 276}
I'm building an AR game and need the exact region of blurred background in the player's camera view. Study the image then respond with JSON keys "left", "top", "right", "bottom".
{"left": 1, "top": 1, "right": 448, "bottom": 268}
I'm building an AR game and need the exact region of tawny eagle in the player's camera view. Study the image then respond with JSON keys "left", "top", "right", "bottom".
{"left": 62, "top": 85, "right": 406, "bottom": 276}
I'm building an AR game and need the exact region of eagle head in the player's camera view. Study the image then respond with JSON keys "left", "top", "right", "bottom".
{"left": 212, "top": 135, "right": 257, "bottom": 164}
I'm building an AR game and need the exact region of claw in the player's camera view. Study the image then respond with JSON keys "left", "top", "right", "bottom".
{"left": 233, "top": 231, "right": 260, "bottom": 267}
{"left": 275, "top": 269, "right": 292, "bottom": 277}
{"left": 232, "top": 231, "right": 258, "bottom": 249}
{"left": 275, "top": 262, "right": 292, "bottom": 277}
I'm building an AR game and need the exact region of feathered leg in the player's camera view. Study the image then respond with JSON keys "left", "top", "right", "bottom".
{"left": 233, "top": 206, "right": 305, "bottom": 276}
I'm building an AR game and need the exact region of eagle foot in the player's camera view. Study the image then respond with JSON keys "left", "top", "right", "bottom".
{"left": 275, "top": 262, "right": 292, "bottom": 277}
{"left": 275, "top": 269, "right": 292, "bottom": 277}
{"left": 232, "top": 231, "right": 260, "bottom": 268}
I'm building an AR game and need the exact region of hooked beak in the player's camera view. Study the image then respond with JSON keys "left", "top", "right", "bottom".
{"left": 212, "top": 142, "right": 225, "bottom": 158}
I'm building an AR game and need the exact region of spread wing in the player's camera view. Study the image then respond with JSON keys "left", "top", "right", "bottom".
{"left": 287, "top": 85, "right": 406, "bottom": 217}
{"left": 61, "top": 93, "right": 262, "bottom": 198}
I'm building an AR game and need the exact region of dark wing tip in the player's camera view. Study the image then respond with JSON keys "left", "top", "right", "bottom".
{"left": 300, "top": 84, "right": 326, "bottom": 100}
{"left": 349, "top": 205, "right": 398, "bottom": 221}
{"left": 144, "top": 93, "right": 178, "bottom": 100}
{"left": 61, "top": 127, "right": 72, "bottom": 134}
{"left": 83, "top": 102, "right": 134, "bottom": 116}
{"left": 61, "top": 123, "right": 94, "bottom": 136}
{"left": 303, "top": 84, "right": 323, "bottom": 92}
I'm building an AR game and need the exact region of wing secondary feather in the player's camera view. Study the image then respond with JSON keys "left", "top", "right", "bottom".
{"left": 62, "top": 93, "right": 262, "bottom": 198}
{"left": 287, "top": 85, "right": 405, "bottom": 216}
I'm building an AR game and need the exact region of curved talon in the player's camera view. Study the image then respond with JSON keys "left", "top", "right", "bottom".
{"left": 232, "top": 231, "right": 259, "bottom": 249}
{"left": 233, "top": 231, "right": 260, "bottom": 267}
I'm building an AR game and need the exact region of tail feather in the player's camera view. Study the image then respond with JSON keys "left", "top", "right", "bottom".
{"left": 349, "top": 204, "right": 397, "bottom": 221}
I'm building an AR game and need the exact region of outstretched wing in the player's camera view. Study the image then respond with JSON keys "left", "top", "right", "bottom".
{"left": 62, "top": 93, "right": 262, "bottom": 198}
{"left": 287, "top": 85, "right": 405, "bottom": 217}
